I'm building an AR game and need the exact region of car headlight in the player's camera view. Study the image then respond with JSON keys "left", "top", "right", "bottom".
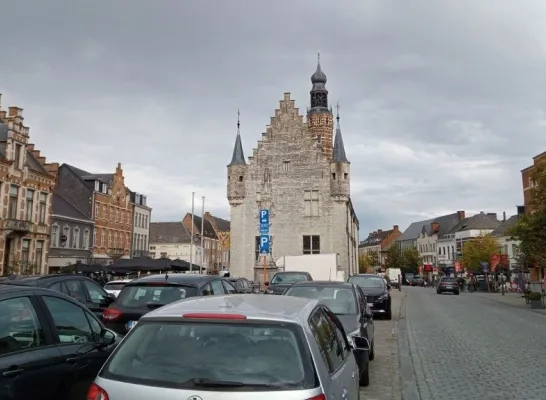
{"left": 378, "top": 294, "right": 389, "bottom": 301}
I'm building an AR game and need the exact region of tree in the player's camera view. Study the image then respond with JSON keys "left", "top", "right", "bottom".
{"left": 384, "top": 245, "right": 404, "bottom": 270}
{"left": 460, "top": 234, "right": 500, "bottom": 272}
{"left": 358, "top": 254, "right": 372, "bottom": 273}
{"left": 508, "top": 161, "right": 546, "bottom": 268}
{"left": 402, "top": 248, "right": 422, "bottom": 273}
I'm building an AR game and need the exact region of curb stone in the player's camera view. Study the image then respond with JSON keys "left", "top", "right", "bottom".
{"left": 397, "top": 290, "right": 421, "bottom": 400}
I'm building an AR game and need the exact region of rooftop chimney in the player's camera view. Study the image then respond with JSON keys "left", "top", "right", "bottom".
{"left": 377, "top": 229, "right": 382, "bottom": 233}
{"left": 503, "top": 211, "right": 506, "bottom": 222}
{"left": 457, "top": 210, "right": 465, "bottom": 221}
{"left": 393, "top": 225, "right": 399, "bottom": 230}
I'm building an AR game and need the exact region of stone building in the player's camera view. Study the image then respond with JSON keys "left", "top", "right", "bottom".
{"left": 204, "top": 211, "right": 231, "bottom": 271}
{"left": 129, "top": 191, "right": 152, "bottom": 258}
{"left": 0, "top": 96, "right": 58, "bottom": 275}
{"left": 182, "top": 212, "right": 227, "bottom": 273}
{"left": 55, "top": 163, "right": 133, "bottom": 263}
{"left": 358, "top": 225, "right": 401, "bottom": 270}
{"left": 48, "top": 193, "right": 94, "bottom": 270}
{"left": 227, "top": 59, "right": 360, "bottom": 281}
{"left": 521, "top": 150, "right": 546, "bottom": 215}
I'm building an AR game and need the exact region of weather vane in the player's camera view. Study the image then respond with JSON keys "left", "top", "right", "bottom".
{"left": 237, "top": 109, "right": 240, "bottom": 130}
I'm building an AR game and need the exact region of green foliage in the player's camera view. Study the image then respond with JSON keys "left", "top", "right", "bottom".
{"left": 402, "top": 248, "right": 422, "bottom": 272}
{"left": 527, "top": 292, "right": 542, "bottom": 301}
{"left": 5, "top": 258, "right": 40, "bottom": 275}
{"left": 460, "top": 234, "right": 500, "bottom": 272}
{"left": 384, "top": 245, "right": 421, "bottom": 273}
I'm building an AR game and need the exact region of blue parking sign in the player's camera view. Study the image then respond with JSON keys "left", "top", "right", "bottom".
{"left": 259, "top": 235, "right": 270, "bottom": 254}
{"left": 259, "top": 209, "right": 269, "bottom": 225}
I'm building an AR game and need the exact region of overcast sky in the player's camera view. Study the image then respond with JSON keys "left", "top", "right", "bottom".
{"left": 1, "top": 0, "right": 545, "bottom": 236}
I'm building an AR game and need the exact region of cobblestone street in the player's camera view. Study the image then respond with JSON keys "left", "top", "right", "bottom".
{"left": 360, "top": 290, "right": 403, "bottom": 400}
{"left": 400, "top": 286, "right": 546, "bottom": 400}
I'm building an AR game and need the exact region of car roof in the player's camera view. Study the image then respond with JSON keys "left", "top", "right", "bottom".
{"left": 0, "top": 274, "right": 95, "bottom": 286}
{"left": 126, "top": 273, "right": 221, "bottom": 287}
{"left": 349, "top": 274, "right": 382, "bottom": 278}
{"left": 144, "top": 294, "right": 319, "bottom": 324}
{"left": 275, "top": 271, "right": 308, "bottom": 274}
{"left": 290, "top": 280, "right": 355, "bottom": 289}
{"left": 104, "top": 279, "right": 132, "bottom": 284}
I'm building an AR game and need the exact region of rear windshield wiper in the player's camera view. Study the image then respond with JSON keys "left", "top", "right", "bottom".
{"left": 190, "top": 378, "right": 271, "bottom": 388}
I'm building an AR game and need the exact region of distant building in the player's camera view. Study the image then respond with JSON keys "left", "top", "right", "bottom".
{"left": 56, "top": 163, "right": 133, "bottom": 264}
{"left": 182, "top": 212, "right": 227, "bottom": 273}
{"left": 227, "top": 58, "right": 359, "bottom": 281}
{"left": 358, "top": 225, "right": 401, "bottom": 270}
{"left": 148, "top": 222, "right": 198, "bottom": 265}
{"left": 129, "top": 191, "right": 152, "bottom": 258}
{"left": 0, "top": 95, "right": 58, "bottom": 275}
{"left": 48, "top": 193, "right": 94, "bottom": 270}
{"left": 204, "top": 212, "right": 231, "bottom": 271}
{"left": 521, "top": 151, "right": 546, "bottom": 215}
{"left": 491, "top": 214, "right": 520, "bottom": 270}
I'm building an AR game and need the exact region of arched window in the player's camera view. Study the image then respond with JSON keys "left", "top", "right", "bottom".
{"left": 72, "top": 227, "right": 80, "bottom": 249}
{"left": 51, "top": 223, "right": 59, "bottom": 247}
{"left": 62, "top": 226, "right": 70, "bottom": 248}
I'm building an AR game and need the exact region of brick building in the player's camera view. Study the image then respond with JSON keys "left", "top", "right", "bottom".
{"left": 204, "top": 211, "right": 230, "bottom": 271}
{"left": 521, "top": 151, "right": 546, "bottom": 215}
{"left": 0, "top": 95, "right": 58, "bottom": 275}
{"left": 227, "top": 58, "right": 359, "bottom": 281}
{"left": 358, "top": 225, "right": 401, "bottom": 270}
{"left": 55, "top": 163, "right": 133, "bottom": 263}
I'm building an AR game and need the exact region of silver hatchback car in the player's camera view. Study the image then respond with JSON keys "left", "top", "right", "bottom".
{"left": 89, "top": 294, "right": 369, "bottom": 400}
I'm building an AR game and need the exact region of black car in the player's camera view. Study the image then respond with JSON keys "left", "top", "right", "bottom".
{"left": 103, "top": 274, "right": 238, "bottom": 335}
{"left": 1, "top": 274, "right": 116, "bottom": 318}
{"left": 265, "top": 271, "right": 313, "bottom": 295}
{"left": 348, "top": 274, "right": 392, "bottom": 320}
{"left": 436, "top": 276, "right": 460, "bottom": 295}
{"left": 0, "top": 284, "right": 117, "bottom": 400}
{"left": 283, "top": 280, "right": 375, "bottom": 386}
{"left": 227, "top": 277, "right": 254, "bottom": 293}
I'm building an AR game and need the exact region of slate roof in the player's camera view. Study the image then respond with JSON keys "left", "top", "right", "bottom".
{"left": 209, "top": 215, "right": 230, "bottom": 232}
{"left": 332, "top": 123, "right": 349, "bottom": 163}
{"left": 187, "top": 213, "right": 218, "bottom": 239}
{"left": 441, "top": 212, "right": 501, "bottom": 238}
{"left": 150, "top": 222, "right": 191, "bottom": 244}
{"left": 52, "top": 193, "right": 93, "bottom": 222}
{"left": 228, "top": 133, "right": 246, "bottom": 166}
{"left": 359, "top": 229, "right": 393, "bottom": 247}
{"left": 491, "top": 215, "right": 519, "bottom": 237}
{"left": 397, "top": 212, "right": 464, "bottom": 242}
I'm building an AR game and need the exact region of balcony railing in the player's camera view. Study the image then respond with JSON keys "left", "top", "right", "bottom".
{"left": 3, "top": 219, "right": 31, "bottom": 234}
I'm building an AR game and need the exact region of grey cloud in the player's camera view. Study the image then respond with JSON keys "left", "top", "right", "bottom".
{"left": 2, "top": 0, "right": 546, "bottom": 234}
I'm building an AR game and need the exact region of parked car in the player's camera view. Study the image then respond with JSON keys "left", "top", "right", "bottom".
{"left": 283, "top": 280, "right": 375, "bottom": 386}
{"left": 103, "top": 279, "right": 133, "bottom": 297}
{"left": 348, "top": 274, "right": 392, "bottom": 320}
{"left": 227, "top": 277, "right": 254, "bottom": 293}
{"left": 264, "top": 271, "right": 313, "bottom": 295}
{"left": 90, "top": 294, "right": 368, "bottom": 400}
{"left": 410, "top": 276, "right": 424, "bottom": 286}
{"left": 1, "top": 274, "right": 116, "bottom": 318}
{"left": 436, "top": 276, "right": 460, "bottom": 295}
{"left": 0, "top": 284, "right": 118, "bottom": 400}
{"left": 102, "top": 274, "right": 238, "bottom": 335}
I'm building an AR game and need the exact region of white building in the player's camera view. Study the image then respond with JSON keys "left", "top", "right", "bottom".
{"left": 227, "top": 60, "right": 360, "bottom": 281}
{"left": 148, "top": 222, "right": 202, "bottom": 266}
{"left": 491, "top": 215, "right": 521, "bottom": 269}
{"left": 130, "top": 191, "right": 152, "bottom": 258}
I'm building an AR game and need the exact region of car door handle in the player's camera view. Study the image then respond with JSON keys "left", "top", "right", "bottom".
{"left": 66, "top": 357, "right": 80, "bottom": 364}
{"left": 342, "top": 388, "right": 348, "bottom": 399}
{"left": 3, "top": 369, "right": 23, "bottom": 378}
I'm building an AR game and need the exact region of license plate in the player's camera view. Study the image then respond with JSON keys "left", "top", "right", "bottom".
{"left": 126, "top": 321, "right": 137, "bottom": 331}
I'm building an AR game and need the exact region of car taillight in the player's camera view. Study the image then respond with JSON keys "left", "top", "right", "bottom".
{"left": 306, "top": 394, "right": 326, "bottom": 400}
{"left": 102, "top": 307, "right": 122, "bottom": 321}
{"left": 182, "top": 313, "right": 247, "bottom": 320}
{"left": 87, "top": 382, "right": 109, "bottom": 400}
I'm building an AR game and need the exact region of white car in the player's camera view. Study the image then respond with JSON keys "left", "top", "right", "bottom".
{"left": 103, "top": 279, "right": 132, "bottom": 297}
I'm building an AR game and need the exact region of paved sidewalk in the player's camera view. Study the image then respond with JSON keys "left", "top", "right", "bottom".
{"left": 468, "top": 291, "right": 546, "bottom": 315}
{"left": 360, "top": 289, "right": 404, "bottom": 400}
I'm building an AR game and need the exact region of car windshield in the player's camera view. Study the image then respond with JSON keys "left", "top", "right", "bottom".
{"left": 115, "top": 284, "right": 197, "bottom": 308}
{"left": 104, "top": 282, "right": 129, "bottom": 291}
{"left": 285, "top": 286, "right": 357, "bottom": 314}
{"left": 349, "top": 276, "right": 385, "bottom": 289}
{"left": 101, "top": 321, "right": 317, "bottom": 390}
{"left": 270, "top": 273, "right": 308, "bottom": 284}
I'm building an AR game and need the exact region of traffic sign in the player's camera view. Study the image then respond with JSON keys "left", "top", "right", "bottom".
{"left": 259, "top": 223, "right": 269, "bottom": 234}
{"left": 259, "top": 234, "right": 270, "bottom": 254}
{"left": 259, "top": 209, "right": 269, "bottom": 225}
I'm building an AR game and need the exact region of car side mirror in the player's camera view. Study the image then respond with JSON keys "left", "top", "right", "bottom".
{"left": 363, "top": 309, "right": 373, "bottom": 319}
{"left": 103, "top": 293, "right": 116, "bottom": 304}
{"left": 98, "top": 328, "right": 117, "bottom": 347}
{"left": 351, "top": 336, "right": 370, "bottom": 351}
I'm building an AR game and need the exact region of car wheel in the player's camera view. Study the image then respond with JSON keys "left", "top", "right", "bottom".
{"left": 359, "top": 360, "right": 370, "bottom": 387}
{"left": 455, "top": 291, "right": 460, "bottom": 295}
{"left": 369, "top": 342, "right": 375, "bottom": 361}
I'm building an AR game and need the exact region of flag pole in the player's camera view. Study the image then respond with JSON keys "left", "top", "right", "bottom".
{"left": 201, "top": 196, "right": 205, "bottom": 273}
{"left": 190, "top": 192, "right": 195, "bottom": 273}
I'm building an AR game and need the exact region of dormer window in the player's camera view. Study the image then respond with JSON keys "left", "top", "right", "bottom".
{"left": 102, "top": 183, "right": 107, "bottom": 194}
{"left": 142, "top": 196, "right": 147, "bottom": 206}
{"left": 94, "top": 181, "right": 100, "bottom": 191}
{"left": 135, "top": 194, "right": 141, "bottom": 204}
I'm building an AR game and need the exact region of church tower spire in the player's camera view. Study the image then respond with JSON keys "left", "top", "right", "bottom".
{"left": 307, "top": 53, "right": 334, "bottom": 159}
{"left": 332, "top": 103, "right": 349, "bottom": 163}
{"left": 228, "top": 109, "right": 246, "bottom": 166}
